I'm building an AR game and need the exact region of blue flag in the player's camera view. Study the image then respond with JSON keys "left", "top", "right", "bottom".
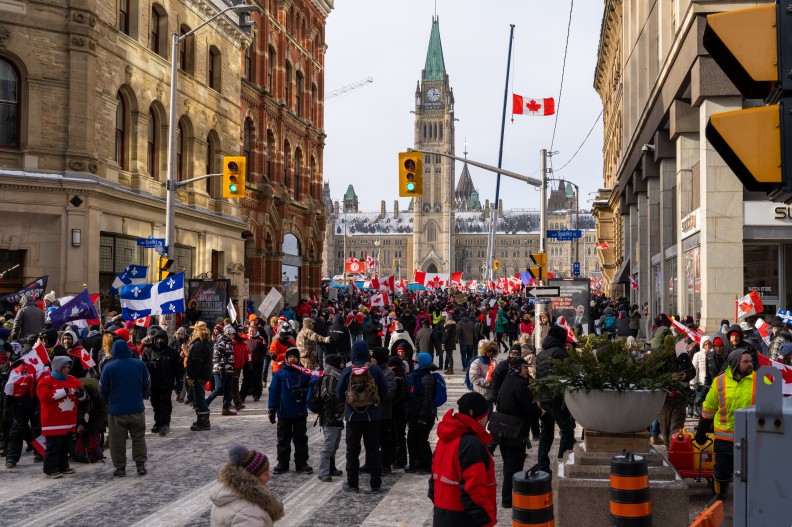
{"left": 48, "top": 289, "right": 99, "bottom": 329}
{"left": 110, "top": 265, "right": 148, "bottom": 294}
{"left": 120, "top": 273, "right": 185, "bottom": 320}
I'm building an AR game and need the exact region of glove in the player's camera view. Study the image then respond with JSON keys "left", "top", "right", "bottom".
{"left": 73, "top": 388, "right": 86, "bottom": 400}
{"left": 268, "top": 409, "right": 277, "bottom": 424}
{"left": 694, "top": 428, "right": 707, "bottom": 446}
{"left": 185, "top": 378, "right": 195, "bottom": 389}
{"left": 53, "top": 388, "right": 68, "bottom": 400}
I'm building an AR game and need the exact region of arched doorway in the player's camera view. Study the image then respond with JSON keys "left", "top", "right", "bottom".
{"left": 282, "top": 233, "right": 301, "bottom": 308}
{"left": 426, "top": 263, "right": 438, "bottom": 273}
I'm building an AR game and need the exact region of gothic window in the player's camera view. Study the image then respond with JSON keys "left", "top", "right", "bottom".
{"left": 114, "top": 94, "right": 126, "bottom": 168}
{"left": 427, "top": 222, "right": 437, "bottom": 243}
{"left": 285, "top": 62, "right": 292, "bottom": 108}
{"left": 439, "top": 122, "right": 443, "bottom": 140}
{"left": 283, "top": 140, "right": 291, "bottom": 187}
{"left": 311, "top": 83, "right": 317, "bottom": 122}
{"left": 295, "top": 71, "right": 303, "bottom": 117}
{"left": 268, "top": 46, "right": 276, "bottom": 90}
{"left": 266, "top": 130, "right": 275, "bottom": 181}
{"left": 294, "top": 147, "right": 302, "bottom": 200}
{"left": 244, "top": 36, "right": 254, "bottom": 81}
{"left": 243, "top": 118, "right": 253, "bottom": 180}
{"left": 0, "top": 59, "right": 20, "bottom": 148}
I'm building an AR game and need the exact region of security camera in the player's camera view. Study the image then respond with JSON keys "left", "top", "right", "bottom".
{"left": 641, "top": 144, "right": 655, "bottom": 152}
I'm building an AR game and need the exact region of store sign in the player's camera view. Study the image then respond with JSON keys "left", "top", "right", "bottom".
{"left": 744, "top": 202, "right": 792, "bottom": 226}
{"left": 681, "top": 209, "right": 700, "bottom": 238}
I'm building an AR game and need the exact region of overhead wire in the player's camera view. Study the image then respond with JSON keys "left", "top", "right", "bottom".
{"left": 550, "top": 0, "right": 575, "bottom": 152}
{"left": 553, "top": 0, "right": 659, "bottom": 173}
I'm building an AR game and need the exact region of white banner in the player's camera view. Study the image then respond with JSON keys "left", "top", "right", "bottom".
{"left": 258, "top": 288, "right": 283, "bottom": 318}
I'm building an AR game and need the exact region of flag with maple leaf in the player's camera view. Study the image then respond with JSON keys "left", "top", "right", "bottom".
{"left": 736, "top": 291, "right": 763, "bottom": 320}
{"left": 414, "top": 270, "right": 426, "bottom": 286}
{"left": 512, "top": 94, "right": 555, "bottom": 116}
{"left": 628, "top": 276, "right": 639, "bottom": 291}
{"left": 757, "top": 353, "right": 792, "bottom": 396}
{"left": 595, "top": 241, "right": 609, "bottom": 250}
{"left": 556, "top": 316, "right": 577, "bottom": 343}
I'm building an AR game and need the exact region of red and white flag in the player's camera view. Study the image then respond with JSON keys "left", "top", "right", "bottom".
{"left": 369, "top": 276, "right": 380, "bottom": 291}
{"left": 3, "top": 364, "right": 36, "bottom": 397}
{"left": 755, "top": 318, "right": 772, "bottom": 346}
{"left": 23, "top": 340, "right": 51, "bottom": 375}
{"left": 556, "top": 316, "right": 578, "bottom": 343}
{"left": 450, "top": 272, "right": 463, "bottom": 287}
{"left": 381, "top": 275, "right": 395, "bottom": 292}
{"left": 628, "top": 276, "right": 639, "bottom": 291}
{"left": 413, "top": 270, "right": 426, "bottom": 286}
{"left": 68, "top": 346, "right": 96, "bottom": 370}
{"left": 133, "top": 315, "right": 151, "bottom": 328}
{"left": 512, "top": 94, "right": 555, "bottom": 116}
{"left": 595, "top": 241, "right": 609, "bottom": 250}
{"left": 349, "top": 280, "right": 360, "bottom": 293}
{"left": 370, "top": 291, "right": 390, "bottom": 308}
{"left": 395, "top": 278, "right": 407, "bottom": 295}
{"left": 31, "top": 435, "right": 47, "bottom": 457}
{"left": 666, "top": 315, "right": 703, "bottom": 344}
{"left": 736, "top": 291, "right": 764, "bottom": 320}
{"left": 757, "top": 353, "right": 792, "bottom": 396}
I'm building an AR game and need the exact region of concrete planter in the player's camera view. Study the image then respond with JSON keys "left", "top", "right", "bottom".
{"left": 564, "top": 388, "right": 665, "bottom": 434}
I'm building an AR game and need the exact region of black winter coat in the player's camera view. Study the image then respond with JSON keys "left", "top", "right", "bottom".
{"left": 536, "top": 332, "right": 568, "bottom": 403}
{"left": 328, "top": 323, "right": 352, "bottom": 358}
{"left": 142, "top": 344, "right": 183, "bottom": 386}
{"left": 406, "top": 367, "right": 436, "bottom": 422}
{"left": 497, "top": 371, "right": 540, "bottom": 442}
{"left": 186, "top": 339, "right": 213, "bottom": 382}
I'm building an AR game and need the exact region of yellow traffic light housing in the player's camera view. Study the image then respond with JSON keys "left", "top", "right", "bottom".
{"left": 493, "top": 260, "right": 500, "bottom": 271}
{"left": 223, "top": 156, "right": 247, "bottom": 198}
{"left": 158, "top": 256, "right": 174, "bottom": 281}
{"left": 528, "top": 252, "right": 547, "bottom": 282}
{"left": 398, "top": 152, "right": 423, "bottom": 197}
{"left": 703, "top": 4, "right": 792, "bottom": 193}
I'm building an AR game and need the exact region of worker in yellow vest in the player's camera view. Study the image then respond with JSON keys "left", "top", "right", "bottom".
{"left": 695, "top": 348, "right": 756, "bottom": 506}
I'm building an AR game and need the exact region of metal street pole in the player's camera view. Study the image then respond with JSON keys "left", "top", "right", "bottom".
{"left": 540, "top": 149, "right": 547, "bottom": 255}
{"left": 164, "top": 3, "right": 259, "bottom": 257}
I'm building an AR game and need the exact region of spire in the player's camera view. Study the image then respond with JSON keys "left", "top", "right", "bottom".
{"left": 423, "top": 16, "right": 446, "bottom": 82}
{"left": 454, "top": 163, "right": 478, "bottom": 210}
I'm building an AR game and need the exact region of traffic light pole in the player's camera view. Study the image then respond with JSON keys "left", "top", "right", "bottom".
{"left": 164, "top": 3, "right": 259, "bottom": 257}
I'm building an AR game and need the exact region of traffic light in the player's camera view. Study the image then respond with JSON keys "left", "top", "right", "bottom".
{"left": 158, "top": 256, "right": 174, "bottom": 281}
{"left": 493, "top": 260, "right": 501, "bottom": 271}
{"left": 398, "top": 152, "right": 423, "bottom": 197}
{"left": 528, "top": 252, "right": 547, "bottom": 282}
{"left": 703, "top": 3, "right": 792, "bottom": 194}
{"left": 223, "top": 156, "right": 247, "bottom": 198}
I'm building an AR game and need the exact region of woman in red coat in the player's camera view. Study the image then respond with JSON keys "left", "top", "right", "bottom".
{"left": 36, "top": 356, "right": 84, "bottom": 478}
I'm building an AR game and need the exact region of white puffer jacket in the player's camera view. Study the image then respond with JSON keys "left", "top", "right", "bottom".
{"left": 210, "top": 464, "right": 284, "bottom": 527}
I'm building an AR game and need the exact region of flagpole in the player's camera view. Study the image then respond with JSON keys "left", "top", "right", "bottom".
{"left": 489, "top": 24, "right": 516, "bottom": 283}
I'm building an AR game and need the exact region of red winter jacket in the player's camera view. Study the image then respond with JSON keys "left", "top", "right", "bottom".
{"left": 231, "top": 339, "right": 247, "bottom": 370}
{"left": 36, "top": 371, "right": 83, "bottom": 437}
{"left": 429, "top": 408, "right": 496, "bottom": 527}
{"left": 269, "top": 337, "right": 295, "bottom": 373}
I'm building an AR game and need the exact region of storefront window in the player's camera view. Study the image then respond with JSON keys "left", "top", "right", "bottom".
{"left": 683, "top": 234, "right": 701, "bottom": 320}
{"left": 100, "top": 233, "right": 144, "bottom": 312}
{"left": 666, "top": 257, "right": 677, "bottom": 316}
{"left": 744, "top": 244, "right": 779, "bottom": 302}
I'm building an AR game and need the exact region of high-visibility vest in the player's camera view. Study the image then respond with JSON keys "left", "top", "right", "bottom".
{"left": 701, "top": 367, "right": 755, "bottom": 441}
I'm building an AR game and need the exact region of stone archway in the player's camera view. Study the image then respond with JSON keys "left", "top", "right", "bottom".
{"left": 425, "top": 263, "right": 438, "bottom": 273}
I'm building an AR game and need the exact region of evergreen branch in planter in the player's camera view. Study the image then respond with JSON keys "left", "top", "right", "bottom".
{"left": 533, "top": 334, "right": 688, "bottom": 399}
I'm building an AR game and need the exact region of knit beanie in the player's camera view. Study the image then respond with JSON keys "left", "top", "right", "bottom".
{"left": 457, "top": 392, "right": 488, "bottom": 419}
{"left": 548, "top": 325, "right": 567, "bottom": 343}
{"left": 228, "top": 444, "right": 269, "bottom": 476}
{"left": 324, "top": 354, "right": 344, "bottom": 369}
{"left": 417, "top": 352, "right": 432, "bottom": 369}
{"left": 371, "top": 347, "right": 389, "bottom": 366}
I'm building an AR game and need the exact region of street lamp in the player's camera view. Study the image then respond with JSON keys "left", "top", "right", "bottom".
{"left": 164, "top": 3, "right": 260, "bottom": 257}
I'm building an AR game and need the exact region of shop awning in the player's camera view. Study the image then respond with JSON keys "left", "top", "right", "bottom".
{"left": 613, "top": 258, "right": 631, "bottom": 284}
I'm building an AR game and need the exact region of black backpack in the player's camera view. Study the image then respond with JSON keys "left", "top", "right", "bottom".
{"left": 307, "top": 376, "right": 324, "bottom": 414}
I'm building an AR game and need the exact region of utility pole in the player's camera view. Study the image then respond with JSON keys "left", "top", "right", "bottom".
{"left": 540, "top": 149, "right": 548, "bottom": 254}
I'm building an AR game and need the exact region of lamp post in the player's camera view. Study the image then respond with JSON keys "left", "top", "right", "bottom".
{"left": 164, "top": 3, "right": 259, "bottom": 257}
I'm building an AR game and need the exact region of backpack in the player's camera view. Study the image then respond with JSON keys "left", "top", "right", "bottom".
{"left": 72, "top": 430, "right": 104, "bottom": 463}
{"left": 345, "top": 365, "right": 380, "bottom": 411}
{"left": 604, "top": 315, "right": 616, "bottom": 331}
{"left": 409, "top": 371, "right": 447, "bottom": 408}
{"left": 306, "top": 376, "right": 324, "bottom": 414}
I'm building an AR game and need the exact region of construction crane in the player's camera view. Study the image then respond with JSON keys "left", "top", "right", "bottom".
{"left": 326, "top": 77, "right": 373, "bottom": 100}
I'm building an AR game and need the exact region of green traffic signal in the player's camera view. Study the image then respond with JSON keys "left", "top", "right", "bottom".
{"left": 406, "top": 182, "right": 415, "bottom": 192}
{"left": 229, "top": 175, "right": 238, "bottom": 194}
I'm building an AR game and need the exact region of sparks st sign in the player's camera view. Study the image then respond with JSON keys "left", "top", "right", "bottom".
{"left": 546, "top": 229, "right": 582, "bottom": 240}
{"left": 137, "top": 237, "right": 166, "bottom": 248}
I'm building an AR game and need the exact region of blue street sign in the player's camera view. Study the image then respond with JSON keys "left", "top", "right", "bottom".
{"left": 546, "top": 229, "right": 582, "bottom": 240}
{"left": 573, "top": 262, "right": 581, "bottom": 276}
{"left": 137, "top": 237, "right": 166, "bottom": 248}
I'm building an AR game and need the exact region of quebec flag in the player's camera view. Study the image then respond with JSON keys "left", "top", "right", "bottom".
{"left": 111, "top": 265, "right": 148, "bottom": 294}
{"left": 120, "top": 273, "right": 185, "bottom": 320}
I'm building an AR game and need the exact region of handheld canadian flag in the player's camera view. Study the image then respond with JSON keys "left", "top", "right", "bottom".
{"left": 556, "top": 316, "right": 577, "bottom": 343}
{"left": 133, "top": 315, "right": 151, "bottom": 328}
{"left": 595, "top": 241, "right": 609, "bottom": 250}
{"left": 381, "top": 275, "right": 395, "bottom": 292}
{"left": 736, "top": 291, "right": 764, "bottom": 320}
{"left": 755, "top": 318, "right": 772, "bottom": 346}
{"left": 512, "top": 94, "right": 555, "bottom": 116}
{"left": 31, "top": 435, "right": 47, "bottom": 457}
{"left": 395, "top": 278, "right": 407, "bottom": 295}
{"left": 370, "top": 291, "right": 390, "bottom": 308}
{"left": 413, "top": 270, "right": 426, "bottom": 286}
{"left": 349, "top": 280, "right": 360, "bottom": 294}
{"left": 23, "top": 340, "right": 50, "bottom": 375}
{"left": 369, "top": 276, "right": 380, "bottom": 291}
{"left": 68, "top": 346, "right": 96, "bottom": 370}
{"left": 666, "top": 315, "right": 703, "bottom": 344}
{"left": 628, "top": 276, "right": 639, "bottom": 291}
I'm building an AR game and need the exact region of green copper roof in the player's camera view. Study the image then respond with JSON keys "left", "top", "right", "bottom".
{"left": 423, "top": 17, "right": 445, "bottom": 81}
{"left": 467, "top": 190, "right": 481, "bottom": 210}
{"left": 564, "top": 182, "right": 575, "bottom": 198}
{"left": 344, "top": 184, "right": 357, "bottom": 199}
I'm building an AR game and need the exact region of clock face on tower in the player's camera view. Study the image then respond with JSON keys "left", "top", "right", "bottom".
{"left": 426, "top": 88, "right": 440, "bottom": 102}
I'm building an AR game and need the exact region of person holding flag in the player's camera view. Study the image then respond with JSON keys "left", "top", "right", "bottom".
{"left": 141, "top": 328, "right": 183, "bottom": 436}
{"left": 36, "top": 356, "right": 85, "bottom": 478}
{"left": 52, "top": 330, "right": 93, "bottom": 379}
{"left": 4, "top": 342, "right": 44, "bottom": 468}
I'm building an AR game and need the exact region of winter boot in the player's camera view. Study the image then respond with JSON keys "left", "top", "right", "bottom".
{"left": 190, "top": 413, "right": 211, "bottom": 431}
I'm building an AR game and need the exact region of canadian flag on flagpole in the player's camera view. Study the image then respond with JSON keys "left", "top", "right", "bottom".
{"left": 381, "top": 275, "right": 395, "bottom": 292}
{"left": 68, "top": 346, "right": 97, "bottom": 370}
{"left": 370, "top": 276, "right": 380, "bottom": 291}
{"left": 755, "top": 318, "right": 772, "bottom": 346}
{"left": 395, "top": 278, "right": 407, "bottom": 294}
{"left": 349, "top": 280, "right": 360, "bottom": 293}
{"left": 628, "top": 276, "right": 639, "bottom": 291}
{"left": 595, "top": 241, "right": 609, "bottom": 250}
{"left": 133, "top": 316, "right": 152, "bottom": 328}
{"left": 414, "top": 270, "right": 426, "bottom": 286}
{"left": 736, "top": 291, "right": 764, "bottom": 320}
{"left": 512, "top": 94, "right": 555, "bottom": 116}
{"left": 450, "top": 272, "right": 463, "bottom": 287}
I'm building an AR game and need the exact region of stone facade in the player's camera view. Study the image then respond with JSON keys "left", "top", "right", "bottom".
{"left": 591, "top": 0, "right": 792, "bottom": 331}
{"left": 0, "top": 0, "right": 251, "bottom": 303}
{"left": 239, "top": 0, "right": 332, "bottom": 308}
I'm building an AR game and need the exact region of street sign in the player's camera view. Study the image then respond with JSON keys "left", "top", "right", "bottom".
{"left": 242, "top": 278, "right": 250, "bottom": 299}
{"left": 573, "top": 262, "right": 580, "bottom": 276}
{"left": 137, "top": 237, "right": 165, "bottom": 248}
{"left": 527, "top": 286, "right": 561, "bottom": 298}
{"left": 546, "top": 229, "right": 582, "bottom": 240}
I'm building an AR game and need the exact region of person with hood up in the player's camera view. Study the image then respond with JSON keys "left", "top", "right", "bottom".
{"left": 269, "top": 321, "right": 296, "bottom": 375}
{"left": 170, "top": 327, "right": 190, "bottom": 403}
{"left": 386, "top": 356, "right": 409, "bottom": 471}
{"left": 650, "top": 315, "right": 672, "bottom": 350}
{"left": 429, "top": 392, "right": 496, "bottom": 527}
{"left": 54, "top": 329, "right": 91, "bottom": 379}
{"left": 369, "top": 347, "right": 396, "bottom": 475}
{"left": 387, "top": 321, "right": 415, "bottom": 356}
{"left": 268, "top": 347, "right": 314, "bottom": 475}
{"left": 704, "top": 334, "right": 732, "bottom": 389}
{"left": 99, "top": 340, "right": 150, "bottom": 477}
{"left": 327, "top": 314, "right": 352, "bottom": 362}
{"left": 691, "top": 335, "right": 712, "bottom": 406}
{"left": 724, "top": 324, "right": 759, "bottom": 370}
{"left": 768, "top": 316, "right": 792, "bottom": 360}
{"left": 36, "top": 356, "right": 85, "bottom": 478}
{"left": 615, "top": 310, "right": 631, "bottom": 338}
{"left": 696, "top": 348, "right": 755, "bottom": 506}
{"left": 316, "top": 354, "right": 345, "bottom": 482}
{"left": 335, "top": 340, "right": 388, "bottom": 493}
{"left": 240, "top": 324, "right": 267, "bottom": 403}
{"left": 83, "top": 324, "right": 104, "bottom": 371}
{"left": 467, "top": 340, "right": 498, "bottom": 406}
{"left": 405, "top": 352, "right": 437, "bottom": 475}
{"left": 10, "top": 295, "right": 45, "bottom": 342}
{"left": 414, "top": 318, "right": 434, "bottom": 354}
{"left": 142, "top": 327, "right": 183, "bottom": 436}
{"left": 535, "top": 325, "right": 576, "bottom": 473}
{"left": 296, "top": 317, "right": 331, "bottom": 370}
{"left": 209, "top": 444, "right": 284, "bottom": 527}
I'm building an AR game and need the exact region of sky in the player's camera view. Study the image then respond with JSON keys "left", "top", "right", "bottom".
{"left": 323, "top": 0, "right": 606, "bottom": 213}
